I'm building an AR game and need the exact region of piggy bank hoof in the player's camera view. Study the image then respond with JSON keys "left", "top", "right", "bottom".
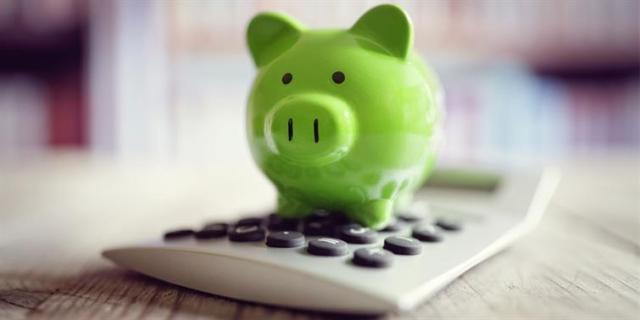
{"left": 350, "top": 199, "right": 393, "bottom": 230}
{"left": 277, "top": 194, "right": 312, "bottom": 218}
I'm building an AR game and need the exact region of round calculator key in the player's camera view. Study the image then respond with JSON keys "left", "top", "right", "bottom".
{"left": 267, "top": 215, "right": 300, "bottom": 231}
{"left": 436, "top": 218, "right": 462, "bottom": 231}
{"left": 202, "top": 221, "right": 229, "bottom": 230}
{"left": 380, "top": 218, "right": 404, "bottom": 232}
{"left": 195, "top": 223, "right": 228, "bottom": 239}
{"left": 303, "top": 219, "right": 334, "bottom": 236}
{"left": 328, "top": 212, "right": 351, "bottom": 226}
{"left": 307, "top": 209, "right": 332, "bottom": 221}
{"left": 164, "top": 229, "right": 194, "bottom": 240}
{"left": 397, "top": 211, "right": 424, "bottom": 222}
{"left": 338, "top": 224, "right": 377, "bottom": 244}
{"left": 235, "top": 217, "right": 264, "bottom": 227}
{"left": 229, "top": 225, "right": 266, "bottom": 242}
{"left": 352, "top": 248, "right": 393, "bottom": 268}
{"left": 412, "top": 224, "right": 442, "bottom": 242}
{"left": 266, "top": 231, "right": 305, "bottom": 248}
{"left": 384, "top": 236, "right": 422, "bottom": 255}
{"left": 307, "top": 237, "right": 348, "bottom": 256}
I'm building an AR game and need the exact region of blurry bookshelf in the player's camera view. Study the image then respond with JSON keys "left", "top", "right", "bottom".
{"left": 0, "top": 0, "right": 638, "bottom": 166}
{"left": 0, "top": 0, "right": 86, "bottom": 157}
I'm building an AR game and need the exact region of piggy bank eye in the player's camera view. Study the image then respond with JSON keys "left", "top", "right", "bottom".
{"left": 332, "top": 71, "right": 345, "bottom": 84}
{"left": 282, "top": 73, "right": 293, "bottom": 85}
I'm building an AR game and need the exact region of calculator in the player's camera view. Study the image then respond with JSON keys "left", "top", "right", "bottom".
{"left": 102, "top": 168, "right": 559, "bottom": 314}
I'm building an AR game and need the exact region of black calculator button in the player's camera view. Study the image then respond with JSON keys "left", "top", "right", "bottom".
{"left": 236, "top": 217, "right": 264, "bottom": 227}
{"left": 303, "top": 219, "right": 334, "bottom": 236}
{"left": 412, "top": 224, "right": 442, "bottom": 242}
{"left": 380, "top": 218, "right": 404, "bottom": 232}
{"left": 195, "top": 223, "right": 228, "bottom": 239}
{"left": 436, "top": 218, "right": 462, "bottom": 231}
{"left": 352, "top": 248, "right": 393, "bottom": 268}
{"left": 397, "top": 211, "right": 424, "bottom": 222}
{"left": 307, "top": 209, "right": 332, "bottom": 221}
{"left": 328, "top": 212, "right": 351, "bottom": 226}
{"left": 307, "top": 238, "right": 348, "bottom": 256}
{"left": 229, "top": 225, "right": 266, "bottom": 242}
{"left": 267, "top": 215, "right": 300, "bottom": 231}
{"left": 384, "top": 236, "right": 422, "bottom": 255}
{"left": 203, "top": 221, "right": 229, "bottom": 230}
{"left": 266, "top": 231, "right": 305, "bottom": 248}
{"left": 164, "top": 229, "right": 194, "bottom": 240}
{"left": 338, "top": 224, "right": 377, "bottom": 244}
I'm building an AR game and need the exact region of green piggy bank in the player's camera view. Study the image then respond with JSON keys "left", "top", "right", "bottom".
{"left": 246, "top": 4, "right": 443, "bottom": 229}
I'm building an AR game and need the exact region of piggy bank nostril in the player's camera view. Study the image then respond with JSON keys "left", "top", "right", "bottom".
{"left": 288, "top": 118, "right": 294, "bottom": 141}
{"left": 314, "top": 119, "right": 319, "bottom": 143}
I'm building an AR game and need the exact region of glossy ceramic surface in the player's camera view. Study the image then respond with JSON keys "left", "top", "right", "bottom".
{"left": 246, "top": 4, "right": 443, "bottom": 228}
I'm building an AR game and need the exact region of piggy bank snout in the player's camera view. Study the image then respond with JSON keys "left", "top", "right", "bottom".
{"left": 264, "top": 94, "right": 355, "bottom": 166}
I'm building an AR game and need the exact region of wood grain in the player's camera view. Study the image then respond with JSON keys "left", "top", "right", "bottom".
{"left": 1, "top": 153, "right": 639, "bottom": 319}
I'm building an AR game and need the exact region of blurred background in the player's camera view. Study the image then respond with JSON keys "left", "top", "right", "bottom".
{"left": 1, "top": 2, "right": 638, "bottom": 316}
{"left": 0, "top": 0, "right": 638, "bottom": 167}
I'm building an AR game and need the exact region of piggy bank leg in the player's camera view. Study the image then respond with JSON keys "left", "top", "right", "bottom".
{"left": 349, "top": 199, "right": 393, "bottom": 229}
{"left": 277, "top": 194, "right": 312, "bottom": 218}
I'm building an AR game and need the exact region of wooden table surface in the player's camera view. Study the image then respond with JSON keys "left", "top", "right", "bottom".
{"left": 1, "top": 153, "right": 639, "bottom": 319}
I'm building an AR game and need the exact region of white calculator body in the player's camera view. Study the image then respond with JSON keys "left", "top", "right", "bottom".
{"left": 103, "top": 168, "right": 560, "bottom": 314}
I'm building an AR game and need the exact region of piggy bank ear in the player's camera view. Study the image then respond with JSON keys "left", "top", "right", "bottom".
{"left": 350, "top": 4, "right": 413, "bottom": 59}
{"left": 247, "top": 12, "right": 304, "bottom": 67}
